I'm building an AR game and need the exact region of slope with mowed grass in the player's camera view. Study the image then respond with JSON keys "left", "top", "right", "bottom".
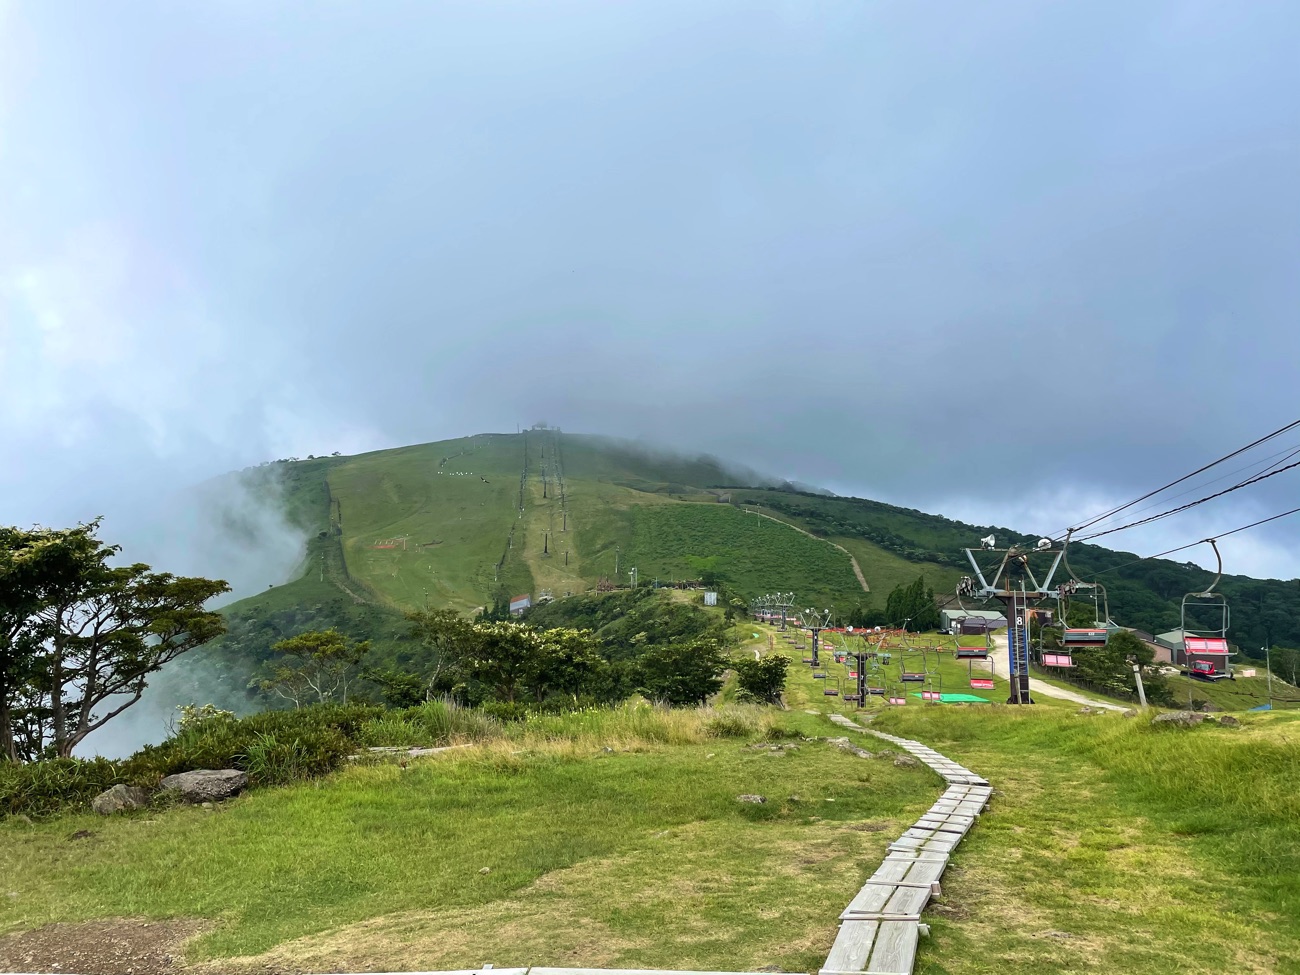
{"left": 764, "top": 630, "right": 1300, "bottom": 974}
{"left": 0, "top": 706, "right": 940, "bottom": 974}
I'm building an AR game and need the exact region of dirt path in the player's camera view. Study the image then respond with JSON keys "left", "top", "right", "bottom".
{"left": 978, "top": 634, "right": 1127, "bottom": 711}
{"left": 743, "top": 508, "right": 870, "bottom": 593}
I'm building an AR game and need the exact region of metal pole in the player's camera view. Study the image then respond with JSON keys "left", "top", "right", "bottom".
{"left": 1265, "top": 646, "right": 1274, "bottom": 709}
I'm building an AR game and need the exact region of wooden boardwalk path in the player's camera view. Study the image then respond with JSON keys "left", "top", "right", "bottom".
{"left": 818, "top": 714, "right": 989, "bottom": 975}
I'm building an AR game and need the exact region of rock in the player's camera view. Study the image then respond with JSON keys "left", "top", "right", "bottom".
{"left": 91, "top": 784, "right": 151, "bottom": 816}
{"left": 828, "top": 737, "right": 873, "bottom": 759}
{"left": 1199, "top": 702, "right": 1220, "bottom": 712}
{"left": 737, "top": 794, "right": 767, "bottom": 804}
{"left": 893, "top": 755, "right": 920, "bottom": 768}
{"left": 1151, "top": 710, "right": 1208, "bottom": 728}
{"left": 68, "top": 829, "right": 96, "bottom": 840}
{"left": 1077, "top": 707, "right": 1093, "bottom": 715}
{"left": 1121, "top": 709, "right": 1139, "bottom": 718}
{"left": 201, "top": 802, "right": 214, "bottom": 809}
{"left": 158, "top": 769, "right": 247, "bottom": 804}
{"left": 478, "top": 866, "right": 491, "bottom": 874}
{"left": 1219, "top": 715, "right": 1241, "bottom": 727}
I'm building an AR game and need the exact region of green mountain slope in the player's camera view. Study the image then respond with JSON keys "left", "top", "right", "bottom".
{"left": 201, "top": 431, "right": 1299, "bottom": 694}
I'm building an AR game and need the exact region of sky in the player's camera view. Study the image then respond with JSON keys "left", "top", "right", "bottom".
{"left": 3, "top": 0, "right": 1300, "bottom": 592}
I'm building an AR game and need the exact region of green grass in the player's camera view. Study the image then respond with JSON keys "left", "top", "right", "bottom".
{"left": 749, "top": 628, "right": 1300, "bottom": 974}
{"left": 866, "top": 706, "right": 1300, "bottom": 974}
{"left": 0, "top": 705, "right": 938, "bottom": 973}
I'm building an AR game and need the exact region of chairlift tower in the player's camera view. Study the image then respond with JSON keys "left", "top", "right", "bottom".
{"left": 774, "top": 591, "right": 795, "bottom": 630}
{"left": 962, "top": 539, "right": 1067, "bottom": 705}
{"left": 805, "top": 608, "right": 833, "bottom": 667}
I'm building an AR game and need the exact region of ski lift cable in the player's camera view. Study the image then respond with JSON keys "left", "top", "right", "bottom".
{"left": 1052, "top": 418, "right": 1300, "bottom": 539}
{"left": 1076, "top": 457, "right": 1300, "bottom": 543}
{"left": 1089, "top": 504, "right": 1300, "bottom": 578}
{"left": 1069, "top": 441, "right": 1300, "bottom": 536}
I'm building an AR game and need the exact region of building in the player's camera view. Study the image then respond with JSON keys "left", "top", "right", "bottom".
{"left": 939, "top": 609, "right": 1007, "bottom": 634}
{"left": 509, "top": 594, "right": 532, "bottom": 615}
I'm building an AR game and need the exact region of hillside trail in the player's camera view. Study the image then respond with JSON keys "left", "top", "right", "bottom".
{"left": 977, "top": 633, "right": 1127, "bottom": 711}
{"left": 743, "top": 507, "right": 870, "bottom": 593}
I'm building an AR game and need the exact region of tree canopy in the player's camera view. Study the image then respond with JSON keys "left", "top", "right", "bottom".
{"left": 1, "top": 521, "right": 229, "bottom": 761}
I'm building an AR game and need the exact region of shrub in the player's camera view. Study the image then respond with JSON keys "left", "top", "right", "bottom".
{"left": 240, "top": 728, "right": 352, "bottom": 786}
{"left": 120, "top": 703, "right": 382, "bottom": 785}
{"left": 358, "top": 716, "right": 428, "bottom": 748}
{"left": 0, "top": 757, "right": 121, "bottom": 819}
{"left": 732, "top": 655, "right": 790, "bottom": 704}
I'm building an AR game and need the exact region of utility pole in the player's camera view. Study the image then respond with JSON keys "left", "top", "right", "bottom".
{"left": 615, "top": 546, "right": 620, "bottom": 580}
{"left": 1265, "top": 645, "right": 1274, "bottom": 710}
{"left": 629, "top": 567, "right": 638, "bottom": 589}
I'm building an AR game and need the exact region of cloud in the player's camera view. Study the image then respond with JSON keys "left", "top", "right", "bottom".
{"left": 1, "top": 0, "right": 1298, "bottom": 585}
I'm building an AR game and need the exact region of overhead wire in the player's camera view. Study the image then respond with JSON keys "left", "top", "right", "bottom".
{"left": 1076, "top": 456, "right": 1300, "bottom": 542}
{"left": 1086, "top": 504, "right": 1300, "bottom": 578}
{"left": 1071, "top": 439, "right": 1300, "bottom": 534}
{"left": 1052, "top": 418, "right": 1300, "bottom": 539}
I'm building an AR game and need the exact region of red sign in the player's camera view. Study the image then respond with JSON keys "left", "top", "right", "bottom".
{"left": 970, "top": 678, "right": 995, "bottom": 690}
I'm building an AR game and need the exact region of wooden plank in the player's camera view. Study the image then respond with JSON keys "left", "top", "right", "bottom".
{"left": 867, "top": 920, "right": 920, "bottom": 974}
{"left": 822, "top": 920, "right": 880, "bottom": 973}
{"left": 885, "top": 885, "right": 931, "bottom": 916}
{"left": 842, "top": 883, "right": 896, "bottom": 916}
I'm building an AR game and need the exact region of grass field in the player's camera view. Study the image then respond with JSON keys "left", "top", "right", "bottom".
{"left": 0, "top": 705, "right": 939, "bottom": 973}
{"left": 765, "top": 631, "right": 1300, "bottom": 974}
{"left": 7, "top": 624, "right": 1300, "bottom": 974}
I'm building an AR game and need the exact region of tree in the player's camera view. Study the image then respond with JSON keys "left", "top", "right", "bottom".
{"left": 257, "top": 629, "right": 370, "bottom": 706}
{"left": 1, "top": 521, "right": 229, "bottom": 761}
{"left": 884, "top": 576, "right": 940, "bottom": 631}
{"left": 732, "top": 654, "right": 789, "bottom": 704}
{"left": 528, "top": 627, "right": 604, "bottom": 703}
{"left": 636, "top": 639, "right": 727, "bottom": 705}
{"left": 407, "top": 608, "right": 473, "bottom": 695}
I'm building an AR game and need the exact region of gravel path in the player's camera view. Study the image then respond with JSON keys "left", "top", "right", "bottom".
{"left": 976, "top": 633, "right": 1128, "bottom": 711}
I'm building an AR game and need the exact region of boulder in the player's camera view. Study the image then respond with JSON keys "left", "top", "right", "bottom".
{"left": 893, "top": 755, "right": 920, "bottom": 769}
{"left": 159, "top": 769, "right": 247, "bottom": 803}
{"left": 91, "top": 784, "right": 151, "bottom": 816}
{"left": 1219, "top": 715, "right": 1241, "bottom": 727}
{"left": 1151, "top": 710, "right": 1207, "bottom": 728}
{"left": 737, "top": 794, "right": 767, "bottom": 804}
{"left": 1121, "top": 709, "right": 1139, "bottom": 719}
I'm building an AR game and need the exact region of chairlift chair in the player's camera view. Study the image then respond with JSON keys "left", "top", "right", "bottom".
{"left": 1180, "top": 540, "right": 1233, "bottom": 680}
{"left": 899, "top": 648, "right": 929, "bottom": 683}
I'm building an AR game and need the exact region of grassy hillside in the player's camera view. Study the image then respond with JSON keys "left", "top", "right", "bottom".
{"left": 738, "top": 487, "right": 1300, "bottom": 653}
{"left": 204, "top": 432, "right": 1299, "bottom": 679}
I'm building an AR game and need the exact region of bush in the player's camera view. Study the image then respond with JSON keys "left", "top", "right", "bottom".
{"left": 120, "top": 703, "right": 382, "bottom": 785}
{"left": 358, "top": 715, "right": 428, "bottom": 747}
{"left": 240, "top": 728, "right": 352, "bottom": 786}
{"left": 733, "top": 654, "right": 790, "bottom": 704}
{"left": 0, "top": 757, "right": 121, "bottom": 819}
